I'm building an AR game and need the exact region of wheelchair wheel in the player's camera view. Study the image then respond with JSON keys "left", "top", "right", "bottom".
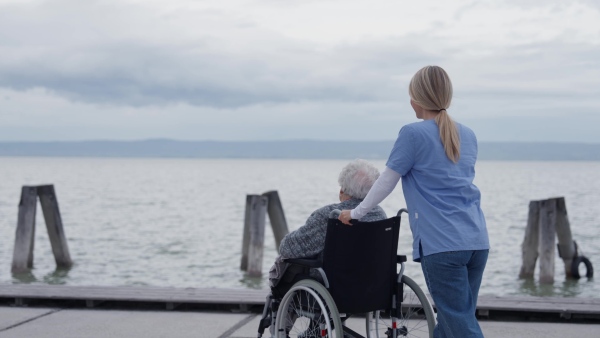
{"left": 366, "top": 275, "right": 435, "bottom": 338}
{"left": 275, "top": 279, "right": 343, "bottom": 338}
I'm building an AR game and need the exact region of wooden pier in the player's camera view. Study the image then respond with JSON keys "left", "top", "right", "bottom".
{"left": 1, "top": 285, "right": 599, "bottom": 322}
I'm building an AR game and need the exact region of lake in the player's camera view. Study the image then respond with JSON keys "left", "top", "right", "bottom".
{"left": 0, "top": 157, "right": 598, "bottom": 298}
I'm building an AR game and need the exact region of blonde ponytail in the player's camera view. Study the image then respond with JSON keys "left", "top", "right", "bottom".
{"left": 435, "top": 109, "right": 460, "bottom": 163}
{"left": 409, "top": 66, "right": 460, "bottom": 163}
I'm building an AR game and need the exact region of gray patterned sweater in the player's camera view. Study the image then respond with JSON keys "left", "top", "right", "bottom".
{"left": 279, "top": 198, "right": 387, "bottom": 258}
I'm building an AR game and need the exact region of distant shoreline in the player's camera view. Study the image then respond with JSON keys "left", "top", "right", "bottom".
{"left": 0, "top": 140, "right": 599, "bottom": 161}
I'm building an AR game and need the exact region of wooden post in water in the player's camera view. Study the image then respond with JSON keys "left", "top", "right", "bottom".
{"left": 244, "top": 195, "right": 268, "bottom": 277}
{"left": 538, "top": 198, "right": 557, "bottom": 284}
{"left": 12, "top": 184, "right": 72, "bottom": 273}
{"left": 240, "top": 191, "right": 289, "bottom": 276}
{"left": 555, "top": 197, "right": 577, "bottom": 278}
{"left": 240, "top": 194, "right": 268, "bottom": 275}
{"left": 519, "top": 201, "right": 540, "bottom": 279}
{"left": 37, "top": 185, "right": 73, "bottom": 269}
{"left": 262, "top": 190, "right": 289, "bottom": 250}
{"left": 240, "top": 195, "right": 253, "bottom": 271}
{"left": 520, "top": 196, "right": 588, "bottom": 283}
{"left": 12, "top": 186, "right": 38, "bottom": 273}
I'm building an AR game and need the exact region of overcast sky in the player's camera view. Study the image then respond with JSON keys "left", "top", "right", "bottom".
{"left": 1, "top": 0, "right": 599, "bottom": 142}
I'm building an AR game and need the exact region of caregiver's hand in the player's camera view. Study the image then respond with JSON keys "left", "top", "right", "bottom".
{"left": 338, "top": 210, "right": 353, "bottom": 225}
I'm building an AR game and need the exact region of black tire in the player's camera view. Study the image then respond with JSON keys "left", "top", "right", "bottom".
{"left": 365, "top": 275, "right": 436, "bottom": 338}
{"left": 571, "top": 256, "right": 594, "bottom": 279}
{"left": 275, "top": 279, "right": 343, "bottom": 338}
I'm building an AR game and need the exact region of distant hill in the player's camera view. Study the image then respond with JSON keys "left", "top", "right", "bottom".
{"left": 0, "top": 140, "right": 598, "bottom": 161}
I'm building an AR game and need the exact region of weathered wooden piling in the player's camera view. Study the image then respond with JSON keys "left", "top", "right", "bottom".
{"left": 240, "top": 195, "right": 268, "bottom": 277}
{"left": 12, "top": 186, "right": 39, "bottom": 273}
{"left": 262, "top": 190, "right": 289, "bottom": 250}
{"left": 520, "top": 196, "right": 592, "bottom": 283}
{"left": 538, "top": 198, "right": 557, "bottom": 284}
{"left": 240, "top": 196, "right": 253, "bottom": 272}
{"left": 519, "top": 201, "right": 540, "bottom": 279}
{"left": 37, "top": 185, "right": 73, "bottom": 269}
{"left": 11, "top": 185, "right": 72, "bottom": 274}
{"left": 555, "top": 197, "right": 577, "bottom": 278}
{"left": 240, "top": 190, "right": 289, "bottom": 277}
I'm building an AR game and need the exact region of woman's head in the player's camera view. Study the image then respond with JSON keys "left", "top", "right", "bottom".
{"left": 338, "top": 159, "right": 380, "bottom": 200}
{"left": 409, "top": 66, "right": 460, "bottom": 163}
{"left": 408, "top": 65, "right": 453, "bottom": 112}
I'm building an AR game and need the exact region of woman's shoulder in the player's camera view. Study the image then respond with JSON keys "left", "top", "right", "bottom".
{"left": 399, "top": 120, "right": 438, "bottom": 142}
{"left": 456, "top": 122, "right": 477, "bottom": 140}
{"left": 403, "top": 120, "right": 435, "bottom": 130}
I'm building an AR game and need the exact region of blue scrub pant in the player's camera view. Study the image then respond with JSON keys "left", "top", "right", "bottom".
{"left": 420, "top": 248, "right": 489, "bottom": 338}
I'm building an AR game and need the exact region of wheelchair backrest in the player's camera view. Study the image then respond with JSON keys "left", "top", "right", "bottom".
{"left": 322, "top": 216, "right": 401, "bottom": 314}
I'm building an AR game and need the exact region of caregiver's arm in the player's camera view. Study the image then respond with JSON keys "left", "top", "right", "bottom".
{"left": 339, "top": 166, "right": 401, "bottom": 224}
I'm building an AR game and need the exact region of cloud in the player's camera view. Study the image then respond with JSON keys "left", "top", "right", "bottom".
{"left": 0, "top": 2, "right": 384, "bottom": 105}
{"left": 0, "top": 86, "right": 415, "bottom": 141}
{"left": 1, "top": 1, "right": 598, "bottom": 106}
{"left": 0, "top": 0, "right": 598, "bottom": 142}
{"left": 0, "top": 0, "right": 442, "bottom": 108}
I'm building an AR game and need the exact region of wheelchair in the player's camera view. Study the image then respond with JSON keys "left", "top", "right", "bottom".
{"left": 257, "top": 209, "right": 436, "bottom": 338}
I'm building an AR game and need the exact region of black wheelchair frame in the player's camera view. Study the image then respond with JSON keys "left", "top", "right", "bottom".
{"left": 257, "top": 208, "right": 435, "bottom": 338}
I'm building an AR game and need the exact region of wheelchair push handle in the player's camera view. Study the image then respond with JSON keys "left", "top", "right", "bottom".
{"left": 331, "top": 209, "right": 408, "bottom": 223}
{"left": 329, "top": 209, "right": 358, "bottom": 225}
{"left": 397, "top": 208, "right": 408, "bottom": 217}
{"left": 329, "top": 209, "right": 342, "bottom": 219}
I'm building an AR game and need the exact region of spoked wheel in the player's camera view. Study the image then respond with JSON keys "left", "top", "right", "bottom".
{"left": 275, "top": 279, "right": 343, "bottom": 338}
{"left": 366, "top": 275, "right": 435, "bottom": 338}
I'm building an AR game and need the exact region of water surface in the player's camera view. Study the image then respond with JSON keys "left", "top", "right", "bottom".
{"left": 0, "top": 158, "right": 598, "bottom": 298}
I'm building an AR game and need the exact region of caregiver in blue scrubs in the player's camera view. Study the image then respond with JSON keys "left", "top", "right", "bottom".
{"left": 339, "top": 65, "right": 490, "bottom": 338}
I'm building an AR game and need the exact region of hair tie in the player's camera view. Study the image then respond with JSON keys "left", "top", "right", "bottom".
{"left": 438, "top": 108, "right": 447, "bottom": 112}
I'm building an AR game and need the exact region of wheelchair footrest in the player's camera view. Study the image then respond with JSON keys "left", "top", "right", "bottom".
{"left": 257, "top": 317, "right": 271, "bottom": 334}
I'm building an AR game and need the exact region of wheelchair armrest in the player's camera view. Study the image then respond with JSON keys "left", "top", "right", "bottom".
{"left": 284, "top": 257, "right": 323, "bottom": 268}
{"left": 397, "top": 255, "right": 407, "bottom": 263}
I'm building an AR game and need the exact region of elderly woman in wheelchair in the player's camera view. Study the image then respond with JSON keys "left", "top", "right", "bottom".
{"left": 257, "top": 160, "right": 435, "bottom": 338}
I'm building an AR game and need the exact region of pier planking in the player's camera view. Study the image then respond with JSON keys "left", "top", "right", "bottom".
{"left": 0, "top": 285, "right": 599, "bottom": 321}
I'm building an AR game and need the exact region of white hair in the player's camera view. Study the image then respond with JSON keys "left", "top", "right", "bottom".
{"left": 337, "top": 159, "right": 380, "bottom": 199}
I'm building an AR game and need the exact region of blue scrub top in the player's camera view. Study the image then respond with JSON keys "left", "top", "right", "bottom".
{"left": 386, "top": 119, "right": 490, "bottom": 261}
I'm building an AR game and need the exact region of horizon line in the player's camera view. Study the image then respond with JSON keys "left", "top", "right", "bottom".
{"left": 1, "top": 139, "right": 600, "bottom": 145}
